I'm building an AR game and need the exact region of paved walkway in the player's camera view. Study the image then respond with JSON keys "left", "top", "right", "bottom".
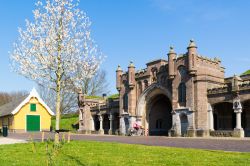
{"left": 6, "top": 133, "right": 250, "bottom": 152}
{"left": 0, "top": 137, "right": 27, "bottom": 145}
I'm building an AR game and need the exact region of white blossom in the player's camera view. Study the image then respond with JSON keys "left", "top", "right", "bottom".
{"left": 10, "top": 0, "right": 104, "bottom": 136}
{"left": 10, "top": 0, "right": 104, "bottom": 92}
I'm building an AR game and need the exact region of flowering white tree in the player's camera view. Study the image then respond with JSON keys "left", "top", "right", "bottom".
{"left": 10, "top": 0, "right": 104, "bottom": 142}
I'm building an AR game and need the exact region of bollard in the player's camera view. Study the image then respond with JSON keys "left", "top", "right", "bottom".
{"left": 42, "top": 131, "right": 44, "bottom": 143}
{"left": 67, "top": 132, "right": 71, "bottom": 143}
{"left": 62, "top": 133, "right": 65, "bottom": 142}
{"left": 2, "top": 125, "right": 8, "bottom": 137}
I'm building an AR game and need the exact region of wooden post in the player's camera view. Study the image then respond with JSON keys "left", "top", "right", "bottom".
{"left": 62, "top": 133, "right": 65, "bottom": 142}
{"left": 42, "top": 131, "right": 44, "bottom": 143}
{"left": 67, "top": 132, "right": 71, "bottom": 143}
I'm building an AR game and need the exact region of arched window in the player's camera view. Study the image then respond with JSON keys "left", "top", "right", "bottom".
{"left": 178, "top": 82, "right": 186, "bottom": 103}
{"left": 178, "top": 66, "right": 187, "bottom": 81}
{"left": 123, "top": 93, "right": 128, "bottom": 111}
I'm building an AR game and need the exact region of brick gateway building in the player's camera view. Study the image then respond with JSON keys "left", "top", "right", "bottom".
{"left": 78, "top": 40, "right": 250, "bottom": 137}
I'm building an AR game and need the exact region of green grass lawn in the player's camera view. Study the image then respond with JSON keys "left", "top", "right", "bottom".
{"left": 0, "top": 141, "right": 250, "bottom": 166}
{"left": 51, "top": 116, "right": 78, "bottom": 131}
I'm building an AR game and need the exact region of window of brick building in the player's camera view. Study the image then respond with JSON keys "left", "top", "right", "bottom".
{"left": 123, "top": 93, "right": 128, "bottom": 111}
{"left": 178, "top": 82, "right": 186, "bottom": 104}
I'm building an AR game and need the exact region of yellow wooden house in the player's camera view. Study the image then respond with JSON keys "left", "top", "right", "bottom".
{"left": 0, "top": 88, "right": 54, "bottom": 132}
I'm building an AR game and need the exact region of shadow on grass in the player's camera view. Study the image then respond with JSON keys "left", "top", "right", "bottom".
{"left": 63, "top": 153, "right": 86, "bottom": 166}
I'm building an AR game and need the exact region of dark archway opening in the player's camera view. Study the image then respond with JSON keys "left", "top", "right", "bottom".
{"left": 113, "top": 113, "right": 120, "bottom": 134}
{"left": 148, "top": 94, "right": 172, "bottom": 136}
{"left": 242, "top": 100, "right": 250, "bottom": 137}
{"left": 94, "top": 115, "right": 100, "bottom": 131}
{"left": 213, "top": 102, "right": 235, "bottom": 130}
{"left": 213, "top": 113, "right": 218, "bottom": 130}
{"left": 103, "top": 114, "right": 110, "bottom": 134}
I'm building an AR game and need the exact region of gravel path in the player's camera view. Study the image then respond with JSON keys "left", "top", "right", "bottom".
{"left": 7, "top": 132, "right": 250, "bottom": 152}
{"left": 0, "top": 137, "right": 27, "bottom": 145}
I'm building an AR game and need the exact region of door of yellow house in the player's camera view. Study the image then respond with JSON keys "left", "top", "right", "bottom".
{"left": 26, "top": 115, "right": 40, "bottom": 132}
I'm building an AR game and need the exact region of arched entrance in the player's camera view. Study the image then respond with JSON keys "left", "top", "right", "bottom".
{"left": 180, "top": 114, "right": 188, "bottom": 136}
{"left": 103, "top": 114, "right": 109, "bottom": 134}
{"left": 147, "top": 94, "right": 172, "bottom": 136}
{"left": 94, "top": 115, "right": 100, "bottom": 131}
{"left": 213, "top": 102, "right": 235, "bottom": 130}
{"left": 113, "top": 113, "right": 120, "bottom": 134}
{"left": 242, "top": 100, "right": 250, "bottom": 137}
{"left": 136, "top": 83, "right": 172, "bottom": 136}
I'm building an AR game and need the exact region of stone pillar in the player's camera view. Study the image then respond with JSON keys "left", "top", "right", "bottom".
{"left": 109, "top": 114, "right": 113, "bottom": 135}
{"left": 187, "top": 111, "right": 196, "bottom": 137}
{"left": 78, "top": 105, "right": 92, "bottom": 134}
{"left": 235, "top": 111, "right": 242, "bottom": 129}
{"left": 175, "top": 112, "right": 181, "bottom": 136}
{"left": 78, "top": 109, "right": 84, "bottom": 131}
{"left": 119, "top": 116, "right": 125, "bottom": 135}
{"left": 90, "top": 116, "right": 95, "bottom": 131}
{"left": 187, "top": 39, "right": 197, "bottom": 75}
{"left": 233, "top": 99, "right": 244, "bottom": 137}
{"left": 208, "top": 104, "right": 214, "bottom": 131}
{"left": 98, "top": 114, "right": 104, "bottom": 135}
{"left": 116, "top": 65, "right": 123, "bottom": 91}
{"left": 169, "top": 110, "right": 180, "bottom": 137}
{"left": 168, "top": 46, "right": 176, "bottom": 79}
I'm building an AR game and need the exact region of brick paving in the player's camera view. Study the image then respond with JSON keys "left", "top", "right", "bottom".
{"left": 7, "top": 132, "right": 250, "bottom": 152}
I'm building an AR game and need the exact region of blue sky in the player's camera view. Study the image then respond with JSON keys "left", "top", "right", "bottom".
{"left": 0, "top": 0, "right": 250, "bottom": 94}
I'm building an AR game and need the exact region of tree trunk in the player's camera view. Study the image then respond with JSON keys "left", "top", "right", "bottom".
{"left": 55, "top": 41, "right": 62, "bottom": 143}
{"left": 55, "top": 79, "right": 61, "bottom": 143}
{"left": 55, "top": 13, "right": 63, "bottom": 144}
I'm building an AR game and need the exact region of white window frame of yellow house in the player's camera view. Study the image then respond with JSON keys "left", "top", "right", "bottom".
{"left": 25, "top": 114, "right": 42, "bottom": 132}
{"left": 11, "top": 88, "right": 54, "bottom": 116}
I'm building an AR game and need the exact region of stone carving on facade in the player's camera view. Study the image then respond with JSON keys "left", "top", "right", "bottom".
{"left": 232, "top": 96, "right": 244, "bottom": 137}
{"left": 151, "top": 67, "right": 158, "bottom": 83}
